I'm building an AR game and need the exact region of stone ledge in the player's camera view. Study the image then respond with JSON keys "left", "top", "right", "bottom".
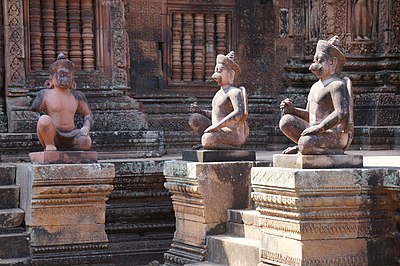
{"left": 273, "top": 154, "right": 363, "bottom": 169}
{"left": 29, "top": 151, "right": 98, "bottom": 164}
{"left": 182, "top": 150, "right": 256, "bottom": 162}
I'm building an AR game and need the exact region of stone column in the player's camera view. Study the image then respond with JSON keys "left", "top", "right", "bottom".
{"left": 251, "top": 166, "right": 400, "bottom": 265}
{"left": 163, "top": 160, "right": 255, "bottom": 265}
{"left": 16, "top": 163, "right": 115, "bottom": 265}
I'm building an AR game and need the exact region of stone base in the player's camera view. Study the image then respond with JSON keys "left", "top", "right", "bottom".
{"left": 182, "top": 150, "right": 256, "bottom": 162}
{"left": 273, "top": 154, "right": 363, "bottom": 169}
{"left": 29, "top": 151, "right": 98, "bottom": 164}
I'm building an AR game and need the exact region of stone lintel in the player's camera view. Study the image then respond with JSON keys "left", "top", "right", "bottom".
{"left": 182, "top": 150, "right": 256, "bottom": 162}
{"left": 273, "top": 154, "right": 363, "bottom": 169}
{"left": 29, "top": 151, "right": 98, "bottom": 164}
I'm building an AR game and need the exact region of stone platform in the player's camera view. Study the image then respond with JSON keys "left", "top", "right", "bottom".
{"left": 182, "top": 150, "right": 256, "bottom": 162}
{"left": 273, "top": 153, "right": 363, "bottom": 169}
{"left": 29, "top": 151, "right": 98, "bottom": 164}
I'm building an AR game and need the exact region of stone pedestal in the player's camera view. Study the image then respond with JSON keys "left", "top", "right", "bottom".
{"left": 273, "top": 154, "right": 363, "bottom": 169}
{"left": 163, "top": 159, "right": 257, "bottom": 265}
{"left": 182, "top": 150, "right": 256, "bottom": 162}
{"left": 16, "top": 163, "right": 115, "bottom": 265}
{"left": 29, "top": 151, "right": 98, "bottom": 164}
{"left": 251, "top": 166, "right": 400, "bottom": 265}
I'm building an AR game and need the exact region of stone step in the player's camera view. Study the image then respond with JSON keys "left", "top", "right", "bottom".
{"left": 0, "top": 228, "right": 30, "bottom": 260}
{"left": 188, "top": 263, "right": 225, "bottom": 266}
{"left": 0, "top": 258, "right": 31, "bottom": 265}
{"left": 0, "top": 208, "right": 24, "bottom": 228}
{"left": 207, "top": 235, "right": 260, "bottom": 266}
{"left": 0, "top": 186, "right": 19, "bottom": 209}
{"left": 0, "top": 165, "right": 16, "bottom": 186}
{"left": 227, "top": 209, "right": 261, "bottom": 240}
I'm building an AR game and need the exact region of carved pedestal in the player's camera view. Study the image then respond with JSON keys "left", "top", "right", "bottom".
{"left": 251, "top": 166, "right": 399, "bottom": 265}
{"left": 16, "top": 163, "right": 115, "bottom": 265}
{"left": 163, "top": 160, "right": 255, "bottom": 265}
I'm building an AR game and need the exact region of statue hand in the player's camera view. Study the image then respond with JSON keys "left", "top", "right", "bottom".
{"left": 280, "top": 98, "right": 294, "bottom": 114}
{"left": 190, "top": 102, "right": 202, "bottom": 113}
{"left": 301, "top": 125, "right": 322, "bottom": 136}
{"left": 204, "top": 124, "right": 220, "bottom": 133}
{"left": 80, "top": 127, "right": 90, "bottom": 136}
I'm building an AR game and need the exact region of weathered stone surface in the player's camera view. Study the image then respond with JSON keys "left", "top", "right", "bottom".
{"left": 273, "top": 154, "right": 363, "bottom": 169}
{"left": 0, "top": 164, "right": 16, "bottom": 185}
{"left": 0, "top": 208, "right": 24, "bottom": 228}
{"left": 0, "top": 185, "right": 19, "bottom": 208}
{"left": 182, "top": 150, "right": 256, "bottom": 162}
{"left": 163, "top": 160, "right": 255, "bottom": 265}
{"left": 29, "top": 151, "right": 98, "bottom": 164}
{"left": 0, "top": 228, "right": 30, "bottom": 260}
{"left": 251, "top": 167, "right": 400, "bottom": 266}
{"left": 16, "top": 163, "right": 114, "bottom": 264}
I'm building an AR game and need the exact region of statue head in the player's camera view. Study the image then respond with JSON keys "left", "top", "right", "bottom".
{"left": 212, "top": 51, "right": 241, "bottom": 86}
{"left": 309, "top": 36, "right": 345, "bottom": 78}
{"left": 45, "top": 53, "right": 76, "bottom": 89}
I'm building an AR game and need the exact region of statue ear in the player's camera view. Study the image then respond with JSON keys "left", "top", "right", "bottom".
{"left": 228, "top": 70, "right": 235, "bottom": 84}
{"left": 330, "top": 57, "right": 338, "bottom": 75}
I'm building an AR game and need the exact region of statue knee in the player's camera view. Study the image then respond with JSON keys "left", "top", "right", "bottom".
{"left": 77, "top": 136, "right": 92, "bottom": 151}
{"left": 298, "top": 135, "right": 314, "bottom": 155}
{"left": 201, "top": 133, "right": 214, "bottom": 149}
{"left": 38, "top": 115, "right": 53, "bottom": 128}
{"left": 279, "top": 114, "right": 296, "bottom": 133}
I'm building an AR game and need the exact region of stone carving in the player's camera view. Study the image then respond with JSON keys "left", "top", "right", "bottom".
{"left": 30, "top": 53, "right": 93, "bottom": 151}
{"left": 309, "top": 0, "right": 319, "bottom": 40}
{"left": 189, "top": 51, "right": 249, "bottom": 149}
{"left": 354, "top": 0, "right": 373, "bottom": 41}
{"left": 279, "top": 36, "right": 353, "bottom": 155}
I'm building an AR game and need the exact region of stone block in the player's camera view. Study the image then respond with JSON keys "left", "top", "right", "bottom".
{"left": 0, "top": 228, "right": 30, "bottom": 259}
{"left": 0, "top": 208, "right": 24, "bottom": 228}
{"left": 251, "top": 166, "right": 400, "bottom": 265}
{"left": 207, "top": 235, "right": 260, "bottom": 266}
{"left": 273, "top": 154, "right": 363, "bottom": 169}
{"left": 163, "top": 160, "right": 255, "bottom": 265}
{"left": 0, "top": 164, "right": 16, "bottom": 185}
{"left": 16, "top": 163, "right": 114, "bottom": 249}
{"left": 182, "top": 150, "right": 256, "bottom": 162}
{"left": 0, "top": 185, "right": 19, "bottom": 209}
{"left": 29, "top": 151, "right": 98, "bottom": 164}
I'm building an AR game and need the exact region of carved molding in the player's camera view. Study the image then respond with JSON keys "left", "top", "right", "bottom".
{"left": 4, "top": 0, "right": 26, "bottom": 92}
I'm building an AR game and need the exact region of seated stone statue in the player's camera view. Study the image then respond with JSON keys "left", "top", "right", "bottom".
{"left": 279, "top": 36, "right": 353, "bottom": 155}
{"left": 31, "top": 53, "right": 93, "bottom": 151}
{"left": 189, "top": 51, "right": 249, "bottom": 150}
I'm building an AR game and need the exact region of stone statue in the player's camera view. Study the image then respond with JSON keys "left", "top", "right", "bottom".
{"left": 354, "top": 0, "right": 373, "bottom": 40}
{"left": 310, "top": 0, "right": 319, "bottom": 40}
{"left": 279, "top": 36, "right": 353, "bottom": 155}
{"left": 31, "top": 53, "right": 93, "bottom": 151}
{"left": 189, "top": 51, "right": 249, "bottom": 150}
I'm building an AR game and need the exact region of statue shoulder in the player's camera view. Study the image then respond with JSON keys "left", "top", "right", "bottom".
{"left": 71, "top": 90, "right": 88, "bottom": 102}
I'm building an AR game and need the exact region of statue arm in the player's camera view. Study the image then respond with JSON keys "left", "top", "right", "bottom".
{"left": 205, "top": 89, "right": 246, "bottom": 132}
{"left": 30, "top": 90, "right": 47, "bottom": 112}
{"left": 73, "top": 91, "right": 93, "bottom": 135}
{"left": 190, "top": 102, "right": 212, "bottom": 118}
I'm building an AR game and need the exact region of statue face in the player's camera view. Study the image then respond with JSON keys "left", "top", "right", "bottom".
{"left": 309, "top": 51, "right": 333, "bottom": 79}
{"left": 211, "top": 64, "right": 234, "bottom": 87}
{"left": 53, "top": 67, "right": 74, "bottom": 89}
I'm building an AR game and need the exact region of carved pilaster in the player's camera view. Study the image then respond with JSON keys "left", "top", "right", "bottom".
{"left": 204, "top": 14, "right": 215, "bottom": 81}
{"left": 110, "top": 0, "right": 129, "bottom": 86}
{"left": 193, "top": 13, "right": 205, "bottom": 81}
{"left": 390, "top": 0, "right": 400, "bottom": 53}
{"left": 172, "top": 13, "right": 183, "bottom": 82}
{"left": 215, "top": 14, "right": 227, "bottom": 56}
{"left": 69, "top": 0, "right": 82, "bottom": 70}
{"left": 4, "top": 0, "right": 26, "bottom": 91}
{"left": 29, "top": 0, "right": 42, "bottom": 70}
{"left": 81, "top": 0, "right": 95, "bottom": 70}
{"left": 55, "top": 0, "right": 68, "bottom": 56}
{"left": 42, "top": 0, "right": 56, "bottom": 68}
{"left": 182, "top": 13, "right": 193, "bottom": 82}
